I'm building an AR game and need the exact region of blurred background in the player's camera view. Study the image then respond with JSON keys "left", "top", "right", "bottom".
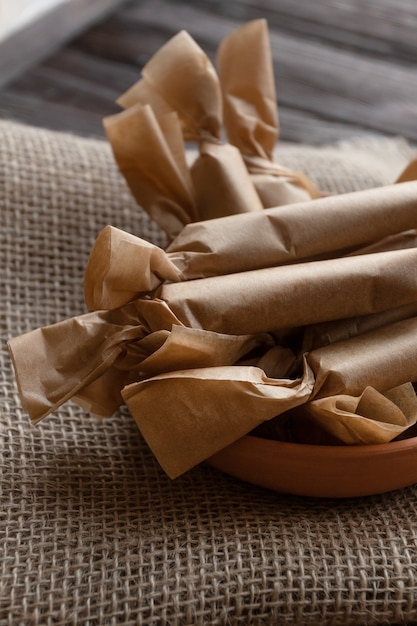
{"left": 0, "top": 0, "right": 416, "bottom": 144}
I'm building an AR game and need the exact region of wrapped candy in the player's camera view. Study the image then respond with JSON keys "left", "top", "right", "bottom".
{"left": 8, "top": 21, "right": 417, "bottom": 480}
{"left": 217, "top": 19, "right": 320, "bottom": 206}
{"left": 84, "top": 181, "right": 417, "bottom": 310}
{"left": 108, "top": 20, "right": 319, "bottom": 237}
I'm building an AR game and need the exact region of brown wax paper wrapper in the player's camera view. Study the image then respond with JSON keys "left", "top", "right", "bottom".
{"left": 84, "top": 181, "right": 417, "bottom": 310}
{"left": 17, "top": 240, "right": 417, "bottom": 421}
{"left": 190, "top": 140, "right": 263, "bottom": 220}
{"left": 167, "top": 180, "right": 417, "bottom": 277}
{"left": 308, "top": 316, "right": 417, "bottom": 400}
{"left": 9, "top": 296, "right": 417, "bottom": 477}
{"left": 157, "top": 248, "right": 417, "bottom": 335}
{"left": 302, "top": 301, "right": 417, "bottom": 352}
{"left": 119, "top": 30, "right": 222, "bottom": 141}
{"left": 217, "top": 19, "right": 320, "bottom": 206}
{"left": 104, "top": 104, "right": 197, "bottom": 239}
{"left": 122, "top": 363, "right": 314, "bottom": 478}
{"left": 257, "top": 383, "right": 417, "bottom": 445}
{"left": 8, "top": 304, "right": 147, "bottom": 422}
{"left": 114, "top": 30, "right": 263, "bottom": 228}
{"left": 290, "top": 383, "right": 417, "bottom": 445}
{"left": 8, "top": 296, "right": 271, "bottom": 423}
{"left": 346, "top": 229, "right": 417, "bottom": 256}
{"left": 121, "top": 316, "right": 417, "bottom": 477}
{"left": 83, "top": 225, "right": 184, "bottom": 310}
{"left": 396, "top": 158, "right": 417, "bottom": 183}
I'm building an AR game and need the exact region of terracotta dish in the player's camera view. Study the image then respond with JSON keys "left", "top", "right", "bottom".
{"left": 207, "top": 435, "right": 417, "bottom": 498}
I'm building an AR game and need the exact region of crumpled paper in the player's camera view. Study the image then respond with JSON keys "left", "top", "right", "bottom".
{"left": 84, "top": 181, "right": 417, "bottom": 310}
{"left": 106, "top": 19, "right": 319, "bottom": 238}
{"left": 8, "top": 21, "right": 417, "bottom": 480}
{"left": 217, "top": 19, "right": 320, "bottom": 206}
{"left": 9, "top": 239, "right": 417, "bottom": 477}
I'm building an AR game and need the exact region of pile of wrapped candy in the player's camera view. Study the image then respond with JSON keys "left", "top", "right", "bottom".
{"left": 9, "top": 20, "right": 417, "bottom": 479}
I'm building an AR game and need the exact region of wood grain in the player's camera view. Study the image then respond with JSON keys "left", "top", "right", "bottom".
{"left": 0, "top": 0, "right": 416, "bottom": 145}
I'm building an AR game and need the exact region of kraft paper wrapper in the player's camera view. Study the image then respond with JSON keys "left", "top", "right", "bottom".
{"left": 84, "top": 181, "right": 417, "bottom": 311}
{"left": 295, "top": 384, "right": 417, "bottom": 445}
{"left": 217, "top": 19, "right": 320, "bottom": 205}
{"left": 10, "top": 257, "right": 417, "bottom": 476}
{"left": 8, "top": 305, "right": 146, "bottom": 422}
{"left": 122, "top": 364, "right": 314, "bottom": 479}
{"left": 8, "top": 299, "right": 183, "bottom": 421}
{"left": 258, "top": 383, "right": 417, "bottom": 446}
{"left": 121, "top": 315, "right": 417, "bottom": 477}
{"left": 84, "top": 225, "right": 183, "bottom": 310}
{"left": 113, "top": 22, "right": 320, "bottom": 232}
{"left": 8, "top": 295, "right": 272, "bottom": 423}
{"left": 104, "top": 104, "right": 197, "bottom": 239}
{"left": 167, "top": 180, "right": 417, "bottom": 277}
{"left": 303, "top": 301, "right": 417, "bottom": 352}
{"left": 8, "top": 21, "right": 417, "bottom": 482}
{"left": 113, "top": 29, "right": 264, "bottom": 229}
{"left": 218, "top": 20, "right": 278, "bottom": 162}
{"left": 308, "top": 316, "right": 417, "bottom": 399}
{"left": 158, "top": 248, "right": 417, "bottom": 335}
{"left": 118, "top": 30, "right": 222, "bottom": 141}
{"left": 347, "top": 229, "right": 417, "bottom": 256}
{"left": 189, "top": 141, "right": 263, "bottom": 220}
{"left": 396, "top": 158, "right": 417, "bottom": 183}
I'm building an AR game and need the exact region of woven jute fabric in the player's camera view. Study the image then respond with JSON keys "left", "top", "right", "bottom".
{"left": 1, "top": 118, "right": 417, "bottom": 626}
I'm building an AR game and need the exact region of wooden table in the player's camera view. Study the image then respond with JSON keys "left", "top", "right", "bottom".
{"left": 1, "top": 0, "right": 416, "bottom": 145}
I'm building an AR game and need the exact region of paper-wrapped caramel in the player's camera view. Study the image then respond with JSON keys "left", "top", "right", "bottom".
{"left": 104, "top": 104, "right": 197, "bottom": 239}
{"left": 302, "top": 301, "right": 417, "bottom": 352}
{"left": 217, "top": 19, "right": 320, "bottom": 206}
{"left": 256, "top": 384, "right": 417, "bottom": 446}
{"left": 109, "top": 21, "right": 319, "bottom": 236}
{"left": 158, "top": 249, "right": 417, "bottom": 335}
{"left": 396, "top": 158, "right": 417, "bottom": 183}
{"left": 8, "top": 21, "right": 417, "bottom": 482}
{"left": 9, "top": 260, "right": 417, "bottom": 475}
{"left": 85, "top": 181, "right": 417, "bottom": 310}
{"left": 122, "top": 317, "right": 417, "bottom": 476}
{"left": 111, "top": 29, "right": 264, "bottom": 231}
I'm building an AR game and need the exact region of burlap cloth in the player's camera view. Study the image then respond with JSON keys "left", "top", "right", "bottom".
{"left": 1, "top": 118, "right": 417, "bottom": 626}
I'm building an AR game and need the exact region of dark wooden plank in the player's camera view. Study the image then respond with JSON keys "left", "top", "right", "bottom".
{"left": 1, "top": 0, "right": 416, "bottom": 145}
{"left": 177, "top": 0, "right": 417, "bottom": 62}
{"left": 72, "top": 18, "right": 170, "bottom": 67}
{"left": 119, "top": 0, "right": 417, "bottom": 141}
{"left": 10, "top": 48, "right": 138, "bottom": 113}
{"left": 45, "top": 47, "right": 140, "bottom": 92}
{"left": 0, "top": 85, "right": 378, "bottom": 144}
{"left": 277, "top": 108, "right": 380, "bottom": 145}
{"left": 0, "top": 89, "right": 107, "bottom": 137}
